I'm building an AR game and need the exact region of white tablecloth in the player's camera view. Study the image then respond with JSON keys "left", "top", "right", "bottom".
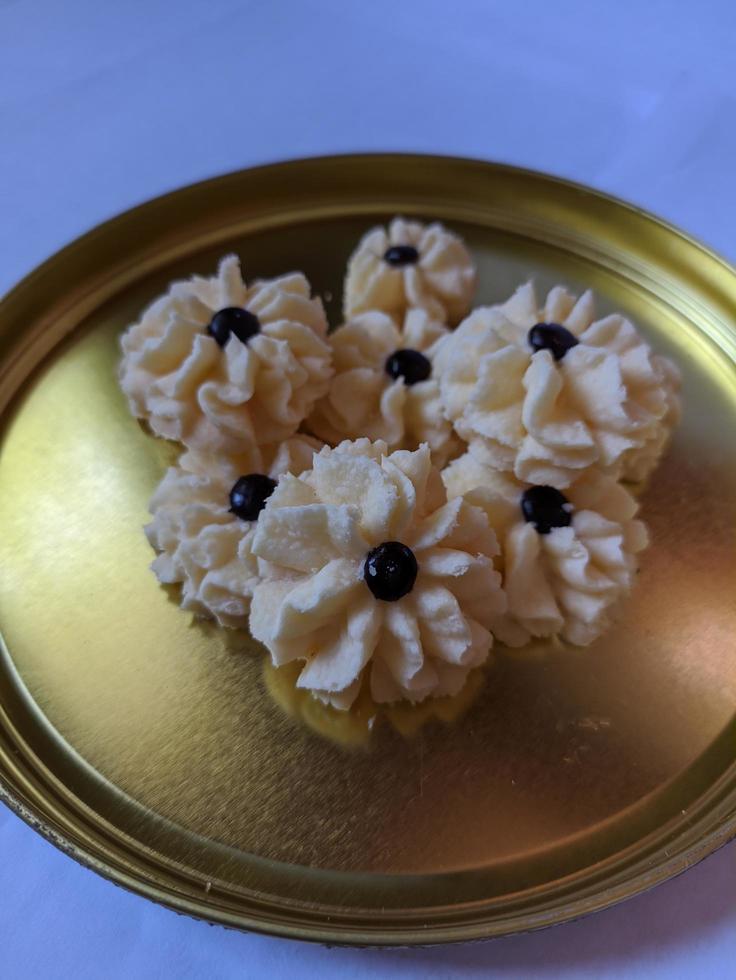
{"left": 1, "top": 2, "right": 734, "bottom": 976}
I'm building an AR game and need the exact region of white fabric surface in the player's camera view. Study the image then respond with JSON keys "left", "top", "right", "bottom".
{"left": 1, "top": 1, "right": 734, "bottom": 976}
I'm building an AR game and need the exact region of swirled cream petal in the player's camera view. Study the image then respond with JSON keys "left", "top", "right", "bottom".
{"left": 436, "top": 282, "right": 681, "bottom": 486}
{"left": 296, "top": 596, "right": 382, "bottom": 695}
{"left": 145, "top": 434, "right": 322, "bottom": 627}
{"left": 343, "top": 218, "right": 476, "bottom": 324}
{"left": 178, "top": 433, "right": 323, "bottom": 486}
{"left": 253, "top": 504, "right": 369, "bottom": 573}
{"left": 120, "top": 255, "right": 332, "bottom": 452}
{"left": 442, "top": 451, "right": 648, "bottom": 646}
{"left": 250, "top": 441, "right": 505, "bottom": 708}
{"left": 307, "top": 308, "right": 460, "bottom": 466}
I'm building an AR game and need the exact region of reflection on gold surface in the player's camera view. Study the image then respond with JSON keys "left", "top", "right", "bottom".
{"left": 263, "top": 658, "right": 488, "bottom": 747}
{"left": 0, "top": 158, "right": 735, "bottom": 941}
{"left": 264, "top": 660, "right": 376, "bottom": 749}
{"left": 498, "top": 637, "right": 563, "bottom": 663}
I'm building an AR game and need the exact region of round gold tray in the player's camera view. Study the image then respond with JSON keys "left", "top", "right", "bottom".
{"left": 0, "top": 156, "right": 734, "bottom": 945}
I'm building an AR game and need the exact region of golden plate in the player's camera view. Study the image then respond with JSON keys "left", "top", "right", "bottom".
{"left": 0, "top": 155, "right": 734, "bottom": 946}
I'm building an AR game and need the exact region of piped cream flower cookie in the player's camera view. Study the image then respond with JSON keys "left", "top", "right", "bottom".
{"left": 120, "top": 255, "right": 333, "bottom": 453}
{"left": 249, "top": 440, "right": 506, "bottom": 709}
{"left": 307, "top": 308, "right": 462, "bottom": 466}
{"left": 435, "top": 282, "right": 681, "bottom": 486}
{"left": 442, "top": 450, "right": 649, "bottom": 647}
{"left": 343, "top": 218, "right": 476, "bottom": 324}
{"left": 145, "top": 434, "right": 323, "bottom": 628}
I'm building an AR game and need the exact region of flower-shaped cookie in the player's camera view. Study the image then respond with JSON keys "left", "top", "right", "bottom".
{"left": 443, "top": 451, "right": 649, "bottom": 646}
{"left": 146, "top": 434, "right": 323, "bottom": 627}
{"left": 343, "top": 218, "right": 476, "bottom": 324}
{"left": 435, "top": 282, "right": 681, "bottom": 486}
{"left": 249, "top": 440, "right": 506, "bottom": 709}
{"left": 120, "top": 255, "right": 333, "bottom": 453}
{"left": 307, "top": 308, "right": 461, "bottom": 466}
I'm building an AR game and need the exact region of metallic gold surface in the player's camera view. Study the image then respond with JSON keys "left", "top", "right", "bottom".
{"left": 0, "top": 156, "right": 735, "bottom": 945}
{"left": 263, "top": 660, "right": 488, "bottom": 747}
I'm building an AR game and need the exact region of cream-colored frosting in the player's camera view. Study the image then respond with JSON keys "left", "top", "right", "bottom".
{"left": 120, "top": 255, "right": 333, "bottom": 452}
{"left": 145, "top": 434, "right": 323, "bottom": 627}
{"left": 442, "top": 451, "right": 649, "bottom": 646}
{"left": 307, "top": 308, "right": 461, "bottom": 466}
{"left": 249, "top": 441, "right": 506, "bottom": 709}
{"left": 343, "top": 218, "right": 476, "bottom": 325}
{"left": 435, "top": 282, "right": 681, "bottom": 487}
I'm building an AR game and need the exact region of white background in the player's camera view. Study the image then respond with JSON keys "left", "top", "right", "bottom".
{"left": 1, "top": 1, "right": 735, "bottom": 976}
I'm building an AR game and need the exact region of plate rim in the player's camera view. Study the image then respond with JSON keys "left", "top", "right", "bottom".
{"left": 3, "top": 152, "right": 736, "bottom": 306}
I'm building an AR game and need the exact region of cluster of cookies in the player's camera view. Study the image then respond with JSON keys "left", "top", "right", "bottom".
{"left": 119, "top": 219, "right": 681, "bottom": 710}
